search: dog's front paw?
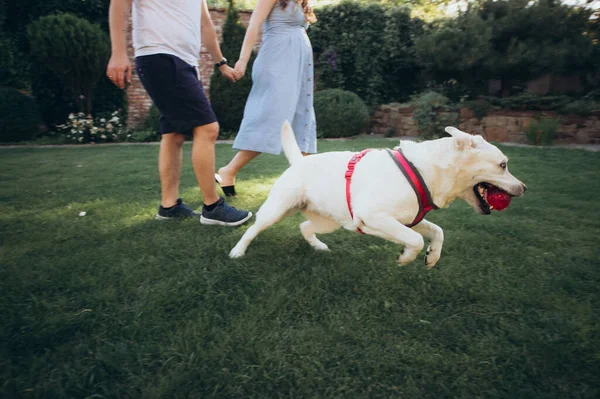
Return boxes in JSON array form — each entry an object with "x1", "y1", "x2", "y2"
[
  {"x1": 397, "y1": 248, "x2": 419, "y2": 265},
  {"x1": 424, "y1": 244, "x2": 441, "y2": 268},
  {"x1": 229, "y1": 246, "x2": 246, "y2": 259}
]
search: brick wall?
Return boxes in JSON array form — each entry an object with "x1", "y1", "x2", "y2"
[{"x1": 126, "y1": 8, "x2": 259, "y2": 128}]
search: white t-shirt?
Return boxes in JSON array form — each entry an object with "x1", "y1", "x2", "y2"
[{"x1": 132, "y1": 0, "x2": 202, "y2": 66}]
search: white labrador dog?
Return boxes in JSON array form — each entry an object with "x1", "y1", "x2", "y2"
[{"x1": 230, "y1": 122, "x2": 527, "y2": 266}]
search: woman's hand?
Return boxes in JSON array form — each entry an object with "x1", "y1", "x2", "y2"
[{"x1": 233, "y1": 60, "x2": 248, "y2": 80}]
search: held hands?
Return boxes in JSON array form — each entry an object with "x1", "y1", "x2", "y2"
[
  {"x1": 106, "y1": 53, "x2": 132, "y2": 89},
  {"x1": 233, "y1": 60, "x2": 248, "y2": 81},
  {"x1": 219, "y1": 64, "x2": 238, "y2": 83},
  {"x1": 220, "y1": 60, "x2": 247, "y2": 82}
]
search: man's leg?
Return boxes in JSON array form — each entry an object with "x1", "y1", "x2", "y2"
[
  {"x1": 191, "y1": 122, "x2": 252, "y2": 226},
  {"x1": 192, "y1": 122, "x2": 220, "y2": 206},
  {"x1": 159, "y1": 133, "x2": 185, "y2": 208}
]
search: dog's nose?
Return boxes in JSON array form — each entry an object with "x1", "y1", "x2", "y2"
[{"x1": 522, "y1": 184, "x2": 528, "y2": 193}]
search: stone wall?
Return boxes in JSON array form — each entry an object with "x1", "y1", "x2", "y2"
[
  {"x1": 126, "y1": 8, "x2": 259, "y2": 128},
  {"x1": 371, "y1": 104, "x2": 600, "y2": 145}
]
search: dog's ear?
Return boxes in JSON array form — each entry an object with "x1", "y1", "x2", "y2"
[{"x1": 445, "y1": 126, "x2": 477, "y2": 150}]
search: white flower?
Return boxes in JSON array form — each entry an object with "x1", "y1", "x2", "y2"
[
  {"x1": 78, "y1": 137, "x2": 83, "y2": 142},
  {"x1": 100, "y1": 118, "x2": 106, "y2": 123},
  {"x1": 109, "y1": 117, "x2": 119, "y2": 123},
  {"x1": 101, "y1": 134, "x2": 107, "y2": 139},
  {"x1": 68, "y1": 114, "x2": 75, "y2": 120},
  {"x1": 79, "y1": 211, "x2": 86, "y2": 217},
  {"x1": 71, "y1": 129, "x2": 76, "y2": 134}
]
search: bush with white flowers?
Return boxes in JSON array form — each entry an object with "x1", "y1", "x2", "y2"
[{"x1": 56, "y1": 111, "x2": 126, "y2": 143}]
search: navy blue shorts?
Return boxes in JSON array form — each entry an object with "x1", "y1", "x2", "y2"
[{"x1": 135, "y1": 54, "x2": 217, "y2": 136}]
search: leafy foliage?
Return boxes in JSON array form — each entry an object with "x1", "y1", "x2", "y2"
[
  {"x1": 481, "y1": 93, "x2": 573, "y2": 111},
  {"x1": 524, "y1": 116, "x2": 560, "y2": 145},
  {"x1": 411, "y1": 91, "x2": 457, "y2": 138},
  {"x1": 209, "y1": 0, "x2": 255, "y2": 135},
  {"x1": 309, "y1": 2, "x2": 423, "y2": 106},
  {"x1": 0, "y1": 38, "x2": 30, "y2": 89},
  {"x1": 314, "y1": 89, "x2": 369, "y2": 138},
  {"x1": 0, "y1": 87, "x2": 42, "y2": 142},
  {"x1": 27, "y1": 13, "x2": 110, "y2": 114},
  {"x1": 416, "y1": 0, "x2": 598, "y2": 96},
  {"x1": 1, "y1": 2, "x2": 124, "y2": 126},
  {"x1": 463, "y1": 98, "x2": 492, "y2": 120}
]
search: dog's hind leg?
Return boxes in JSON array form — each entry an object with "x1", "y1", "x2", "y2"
[
  {"x1": 411, "y1": 219, "x2": 444, "y2": 268},
  {"x1": 359, "y1": 212, "x2": 425, "y2": 265},
  {"x1": 300, "y1": 211, "x2": 340, "y2": 251},
  {"x1": 229, "y1": 191, "x2": 299, "y2": 258}
]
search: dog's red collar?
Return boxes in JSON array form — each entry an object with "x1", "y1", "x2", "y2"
[{"x1": 345, "y1": 148, "x2": 438, "y2": 234}]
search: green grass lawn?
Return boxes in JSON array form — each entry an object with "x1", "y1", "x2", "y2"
[{"x1": 1, "y1": 139, "x2": 599, "y2": 398}]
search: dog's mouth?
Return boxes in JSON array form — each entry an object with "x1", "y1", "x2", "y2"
[{"x1": 473, "y1": 182, "x2": 513, "y2": 214}]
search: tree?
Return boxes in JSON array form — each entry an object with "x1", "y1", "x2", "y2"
[
  {"x1": 27, "y1": 13, "x2": 110, "y2": 114},
  {"x1": 209, "y1": 0, "x2": 256, "y2": 134},
  {"x1": 309, "y1": 2, "x2": 422, "y2": 106},
  {"x1": 415, "y1": 11, "x2": 491, "y2": 88},
  {"x1": 415, "y1": 0, "x2": 597, "y2": 96}
]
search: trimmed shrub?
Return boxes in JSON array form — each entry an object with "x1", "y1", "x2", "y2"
[
  {"x1": 524, "y1": 117, "x2": 560, "y2": 145},
  {"x1": 31, "y1": 65, "x2": 74, "y2": 127},
  {"x1": 209, "y1": 1, "x2": 255, "y2": 135},
  {"x1": 27, "y1": 13, "x2": 110, "y2": 115},
  {"x1": 463, "y1": 98, "x2": 492, "y2": 120},
  {"x1": 411, "y1": 91, "x2": 458, "y2": 139},
  {"x1": 0, "y1": 87, "x2": 42, "y2": 142},
  {"x1": 314, "y1": 89, "x2": 369, "y2": 138}
]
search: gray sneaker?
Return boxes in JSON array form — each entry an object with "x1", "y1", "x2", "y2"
[
  {"x1": 156, "y1": 198, "x2": 200, "y2": 220},
  {"x1": 200, "y1": 197, "x2": 252, "y2": 227}
]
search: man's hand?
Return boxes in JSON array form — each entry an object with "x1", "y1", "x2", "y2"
[
  {"x1": 219, "y1": 65, "x2": 238, "y2": 83},
  {"x1": 233, "y1": 60, "x2": 248, "y2": 80},
  {"x1": 106, "y1": 52, "x2": 132, "y2": 89}
]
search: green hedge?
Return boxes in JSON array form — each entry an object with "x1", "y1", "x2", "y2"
[
  {"x1": 0, "y1": 87, "x2": 42, "y2": 142},
  {"x1": 309, "y1": 2, "x2": 422, "y2": 107},
  {"x1": 314, "y1": 89, "x2": 369, "y2": 138},
  {"x1": 2, "y1": 1, "x2": 123, "y2": 128}
]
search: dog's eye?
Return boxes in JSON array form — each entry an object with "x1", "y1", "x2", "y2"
[{"x1": 500, "y1": 162, "x2": 507, "y2": 170}]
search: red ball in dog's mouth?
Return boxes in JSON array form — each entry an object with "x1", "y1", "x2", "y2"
[
  {"x1": 476, "y1": 183, "x2": 512, "y2": 211},
  {"x1": 486, "y1": 185, "x2": 512, "y2": 211}
]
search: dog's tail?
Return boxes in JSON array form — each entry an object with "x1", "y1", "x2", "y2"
[{"x1": 281, "y1": 120, "x2": 303, "y2": 165}]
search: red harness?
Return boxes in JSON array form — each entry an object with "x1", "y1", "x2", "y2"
[{"x1": 345, "y1": 148, "x2": 438, "y2": 234}]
